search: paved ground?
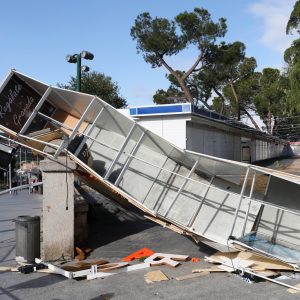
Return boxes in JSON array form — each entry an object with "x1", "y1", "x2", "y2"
[{"x1": 1, "y1": 158, "x2": 300, "y2": 299}]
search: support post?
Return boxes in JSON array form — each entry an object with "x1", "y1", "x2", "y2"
[{"x1": 77, "y1": 55, "x2": 81, "y2": 92}]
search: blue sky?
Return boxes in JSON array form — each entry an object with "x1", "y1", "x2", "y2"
[{"x1": 0, "y1": 0, "x2": 296, "y2": 107}]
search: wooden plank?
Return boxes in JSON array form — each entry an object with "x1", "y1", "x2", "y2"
[
  {"x1": 61, "y1": 258, "x2": 109, "y2": 272},
  {"x1": 0, "y1": 266, "x2": 12, "y2": 272},
  {"x1": 192, "y1": 267, "x2": 227, "y2": 273},
  {"x1": 176, "y1": 271, "x2": 210, "y2": 281}
]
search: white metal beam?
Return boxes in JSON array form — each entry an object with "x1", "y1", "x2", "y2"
[
  {"x1": 114, "y1": 132, "x2": 146, "y2": 186},
  {"x1": 104, "y1": 123, "x2": 136, "y2": 180},
  {"x1": 19, "y1": 87, "x2": 52, "y2": 134},
  {"x1": 53, "y1": 96, "x2": 96, "y2": 158},
  {"x1": 228, "y1": 167, "x2": 250, "y2": 238},
  {"x1": 73, "y1": 107, "x2": 104, "y2": 157},
  {"x1": 163, "y1": 160, "x2": 199, "y2": 217}
]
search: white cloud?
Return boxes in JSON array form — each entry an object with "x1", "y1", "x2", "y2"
[{"x1": 249, "y1": 0, "x2": 295, "y2": 52}]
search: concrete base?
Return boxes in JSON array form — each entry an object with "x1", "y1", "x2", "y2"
[{"x1": 40, "y1": 157, "x2": 77, "y2": 261}]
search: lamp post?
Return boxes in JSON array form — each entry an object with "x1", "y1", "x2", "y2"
[{"x1": 66, "y1": 51, "x2": 94, "y2": 92}]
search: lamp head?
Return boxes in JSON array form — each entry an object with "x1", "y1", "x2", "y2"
[
  {"x1": 66, "y1": 54, "x2": 77, "y2": 63},
  {"x1": 81, "y1": 51, "x2": 94, "y2": 60},
  {"x1": 81, "y1": 65, "x2": 90, "y2": 72}
]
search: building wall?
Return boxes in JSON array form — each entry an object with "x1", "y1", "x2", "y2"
[
  {"x1": 186, "y1": 122, "x2": 241, "y2": 161},
  {"x1": 251, "y1": 139, "x2": 287, "y2": 162},
  {"x1": 125, "y1": 110, "x2": 288, "y2": 163},
  {"x1": 136, "y1": 115, "x2": 188, "y2": 149}
]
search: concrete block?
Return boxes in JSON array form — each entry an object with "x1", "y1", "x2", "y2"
[
  {"x1": 41, "y1": 158, "x2": 76, "y2": 261},
  {"x1": 40, "y1": 156, "x2": 77, "y2": 173}
]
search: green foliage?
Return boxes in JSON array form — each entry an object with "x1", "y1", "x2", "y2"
[
  {"x1": 130, "y1": 12, "x2": 185, "y2": 68},
  {"x1": 131, "y1": 8, "x2": 228, "y2": 105},
  {"x1": 284, "y1": 39, "x2": 300, "y2": 113},
  {"x1": 286, "y1": 0, "x2": 300, "y2": 34},
  {"x1": 175, "y1": 8, "x2": 227, "y2": 48},
  {"x1": 153, "y1": 87, "x2": 184, "y2": 104},
  {"x1": 254, "y1": 68, "x2": 288, "y2": 134},
  {"x1": 59, "y1": 71, "x2": 127, "y2": 109}
]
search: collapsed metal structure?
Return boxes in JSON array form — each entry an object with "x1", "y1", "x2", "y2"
[{"x1": 1, "y1": 70, "x2": 300, "y2": 267}]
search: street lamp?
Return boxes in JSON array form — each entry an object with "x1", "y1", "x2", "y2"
[{"x1": 66, "y1": 50, "x2": 94, "y2": 92}]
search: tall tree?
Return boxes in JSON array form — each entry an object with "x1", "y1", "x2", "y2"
[
  {"x1": 59, "y1": 71, "x2": 127, "y2": 108},
  {"x1": 286, "y1": 0, "x2": 300, "y2": 34},
  {"x1": 254, "y1": 68, "x2": 288, "y2": 135},
  {"x1": 195, "y1": 41, "x2": 248, "y2": 117},
  {"x1": 130, "y1": 8, "x2": 227, "y2": 107},
  {"x1": 208, "y1": 53, "x2": 261, "y2": 129},
  {"x1": 284, "y1": 39, "x2": 300, "y2": 111}
]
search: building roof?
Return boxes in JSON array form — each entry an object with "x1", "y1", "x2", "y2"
[{"x1": 129, "y1": 103, "x2": 287, "y2": 144}]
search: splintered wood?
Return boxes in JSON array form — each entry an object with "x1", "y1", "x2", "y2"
[{"x1": 206, "y1": 251, "x2": 298, "y2": 272}]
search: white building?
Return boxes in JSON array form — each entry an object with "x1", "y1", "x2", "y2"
[{"x1": 120, "y1": 103, "x2": 289, "y2": 163}]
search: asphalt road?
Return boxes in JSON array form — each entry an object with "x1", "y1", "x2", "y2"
[{"x1": 1, "y1": 186, "x2": 300, "y2": 300}]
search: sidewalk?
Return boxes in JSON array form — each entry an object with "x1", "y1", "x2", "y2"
[{"x1": 0, "y1": 190, "x2": 42, "y2": 267}]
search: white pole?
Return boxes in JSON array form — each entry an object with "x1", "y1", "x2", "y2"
[
  {"x1": 28, "y1": 173, "x2": 31, "y2": 194},
  {"x1": 8, "y1": 136, "x2": 11, "y2": 194},
  {"x1": 19, "y1": 147, "x2": 22, "y2": 186}
]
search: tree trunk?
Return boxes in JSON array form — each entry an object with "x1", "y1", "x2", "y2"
[
  {"x1": 244, "y1": 109, "x2": 261, "y2": 131},
  {"x1": 230, "y1": 82, "x2": 240, "y2": 121},
  {"x1": 177, "y1": 77, "x2": 210, "y2": 109},
  {"x1": 213, "y1": 88, "x2": 226, "y2": 115},
  {"x1": 159, "y1": 57, "x2": 211, "y2": 109},
  {"x1": 268, "y1": 110, "x2": 272, "y2": 135}
]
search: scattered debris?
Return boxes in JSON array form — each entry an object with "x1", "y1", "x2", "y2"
[
  {"x1": 144, "y1": 253, "x2": 189, "y2": 268},
  {"x1": 206, "y1": 251, "x2": 299, "y2": 272},
  {"x1": 87, "y1": 262, "x2": 150, "y2": 281},
  {"x1": 191, "y1": 257, "x2": 201, "y2": 263},
  {"x1": 205, "y1": 251, "x2": 300, "y2": 292},
  {"x1": 144, "y1": 270, "x2": 169, "y2": 283},
  {"x1": 122, "y1": 248, "x2": 155, "y2": 262},
  {"x1": 74, "y1": 247, "x2": 93, "y2": 261},
  {"x1": 18, "y1": 263, "x2": 47, "y2": 274}
]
